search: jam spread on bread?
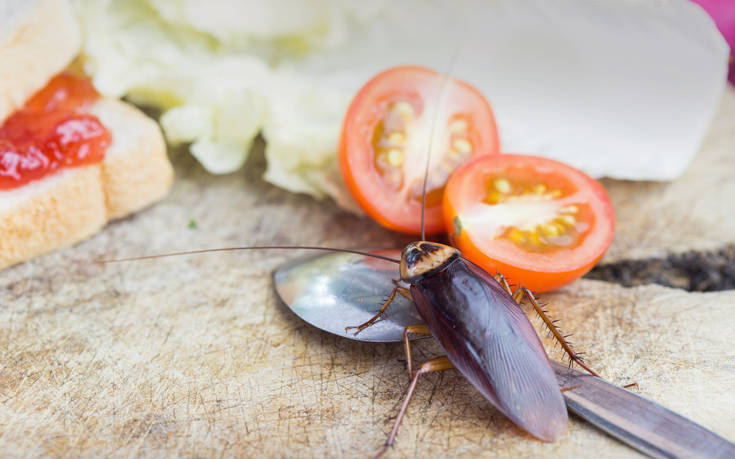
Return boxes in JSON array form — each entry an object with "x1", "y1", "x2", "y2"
[{"x1": 0, "y1": 73, "x2": 110, "y2": 189}]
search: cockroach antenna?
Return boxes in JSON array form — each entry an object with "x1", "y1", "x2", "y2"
[
  {"x1": 98, "y1": 246, "x2": 401, "y2": 264},
  {"x1": 420, "y1": 48, "x2": 461, "y2": 242}
]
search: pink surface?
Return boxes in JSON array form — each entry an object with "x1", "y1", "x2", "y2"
[{"x1": 692, "y1": 0, "x2": 735, "y2": 84}]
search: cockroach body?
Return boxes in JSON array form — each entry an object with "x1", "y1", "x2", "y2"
[
  {"x1": 400, "y1": 241, "x2": 567, "y2": 441},
  {"x1": 345, "y1": 240, "x2": 583, "y2": 457}
]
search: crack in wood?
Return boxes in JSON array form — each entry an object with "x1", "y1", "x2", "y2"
[{"x1": 586, "y1": 244, "x2": 735, "y2": 292}]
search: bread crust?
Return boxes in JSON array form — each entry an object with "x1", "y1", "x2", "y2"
[
  {"x1": 0, "y1": 167, "x2": 106, "y2": 269},
  {"x1": 0, "y1": 0, "x2": 81, "y2": 123},
  {"x1": 0, "y1": 99, "x2": 174, "y2": 270},
  {"x1": 92, "y1": 99, "x2": 174, "y2": 220}
]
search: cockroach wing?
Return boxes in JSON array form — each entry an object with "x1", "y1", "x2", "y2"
[{"x1": 410, "y1": 258, "x2": 567, "y2": 441}]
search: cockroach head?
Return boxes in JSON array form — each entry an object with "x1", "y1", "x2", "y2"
[{"x1": 400, "y1": 241, "x2": 460, "y2": 283}]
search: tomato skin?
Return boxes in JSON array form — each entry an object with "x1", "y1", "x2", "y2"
[
  {"x1": 339, "y1": 66, "x2": 500, "y2": 235},
  {"x1": 443, "y1": 154, "x2": 615, "y2": 292}
]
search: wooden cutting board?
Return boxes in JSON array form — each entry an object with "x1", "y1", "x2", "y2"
[{"x1": 1, "y1": 89, "x2": 734, "y2": 458}]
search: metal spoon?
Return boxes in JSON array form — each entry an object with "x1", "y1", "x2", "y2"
[{"x1": 272, "y1": 249, "x2": 419, "y2": 342}]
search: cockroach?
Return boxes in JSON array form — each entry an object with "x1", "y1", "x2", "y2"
[
  {"x1": 108, "y1": 232, "x2": 598, "y2": 458},
  {"x1": 361, "y1": 242, "x2": 598, "y2": 457},
  {"x1": 108, "y1": 205, "x2": 598, "y2": 457},
  {"x1": 104, "y1": 71, "x2": 600, "y2": 458}
]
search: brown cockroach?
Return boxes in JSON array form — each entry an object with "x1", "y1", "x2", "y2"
[{"x1": 108, "y1": 229, "x2": 597, "y2": 458}]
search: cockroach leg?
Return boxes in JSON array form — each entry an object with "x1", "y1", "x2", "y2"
[
  {"x1": 493, "y1": 273, "x2": 513, "y2": 295},
  {"x1": 402, "y1": 324, "x2": 430, "y2": 379},
  {"x1": 623, "y1": 382, "x2": 639, "y2": 390},
  {"x1": 397, "y1": 287, "x2": 413, "y2": 301},
  {"x1": 513, "y1": 286, "x2": 601, "y2": 378},
  {"x1": 511, "y1": 288, "x2": 525, "y2": 304},
  {"x1": 560, "y1": 383, "x2": 583, "y2": 392},
  {"x1": 375, "y1": 356, "x2": 454, "y2": 459},
  {"x1": 391, "y1": 279, "x2": 414, "y2": 301},
  {"x1": 345, "y1": 287, "x2": 399, "y2": 335}
]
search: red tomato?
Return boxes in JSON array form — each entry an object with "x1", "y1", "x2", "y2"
[
  {"x1": 339, "y1": 66, "x2": 500, "y2": 235},
  {"x1": 444, "y1": 154, "x2": 615, "y2": 292}
]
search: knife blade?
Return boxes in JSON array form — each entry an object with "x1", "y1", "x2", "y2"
[{"x1": 552, "y1": 361, "x2": 735, "y2": 458}]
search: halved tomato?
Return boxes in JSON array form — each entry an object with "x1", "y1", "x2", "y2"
[
  {"x1": 444, "y1": 154, "x2": 614, "y2": 292},
  {"x1": 339, "y1": 66, "x2": 500, "y2": 235}
]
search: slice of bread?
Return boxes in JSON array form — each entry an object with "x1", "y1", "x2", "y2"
[
  {"x1": 0, "y1": 0, "x2": 81, "y2": 124},
  {"x1": 0, "y1": 98, "x2": 174, "y2": 270},
  {"x1": 0, "y1": 0, "x2": 173, "y2": 270}
]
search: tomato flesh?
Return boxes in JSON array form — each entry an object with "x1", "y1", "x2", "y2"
[
  {"x1": 340, "y1": 66, "x2": 500, "y2": 235},
  {"x1": 0, "y1": 72, "x2": 109, "y2": 190},
  {"x1": 444, "y1": 154, "x2": 614, "y2": 292}
]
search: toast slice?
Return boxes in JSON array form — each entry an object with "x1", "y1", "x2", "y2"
[
  {"x1": 0, "y1": 0, "x2": 173, "y2": 270},
  {"x1": 0, "y1": 98, "x2": 174, "y2": 270}
]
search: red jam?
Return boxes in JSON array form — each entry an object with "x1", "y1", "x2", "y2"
[{"x1": 0, "y1": 73, "x2": 111, "y2": 190}]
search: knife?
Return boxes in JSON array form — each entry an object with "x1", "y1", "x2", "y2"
[{"x1": 552, "y1": 361, "x2": 735, "y2": 458}]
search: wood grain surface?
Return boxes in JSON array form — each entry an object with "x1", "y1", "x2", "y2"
[{"x1": 1, "y1": 89, "x2": 734, "y2": 458}]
